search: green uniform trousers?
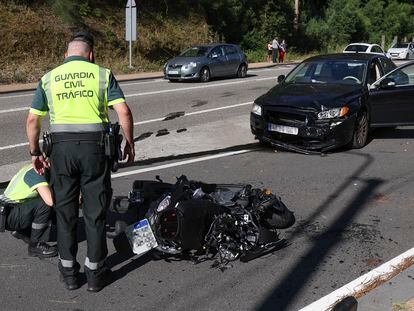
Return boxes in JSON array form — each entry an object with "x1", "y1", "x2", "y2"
[
  {"x1": 6, "y1": 198, "x2": 51, "y2": 242},
  {"x1": 50, "y1": 136, "x2": 111, "y2": 278}
]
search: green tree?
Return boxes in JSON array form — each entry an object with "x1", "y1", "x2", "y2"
[
  {"x1": 325, "y1": 0, "x2": 367, "y2": 49},
  {"x1": 382, "y1": 0, "x2": 414, "y2": 44},
  {"x1": 363, "y1": 0, "x2": 385, "y2": 44}
]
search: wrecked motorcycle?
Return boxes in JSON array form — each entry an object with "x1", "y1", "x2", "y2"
[{"x1": 109, "y1": 175, "x2": 295, "y2": 266}]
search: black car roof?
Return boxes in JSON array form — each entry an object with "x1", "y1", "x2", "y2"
[{"x1": 305, "y1": 53, "x2": 384, "y2": 62}]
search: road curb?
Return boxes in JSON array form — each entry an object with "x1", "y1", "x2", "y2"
[
  {"x1": 0, "y1": 61, "x2": 299, "y2": 95},
  {"x1": 299, "y1": 247, "x2": 414, "y2": 311}
]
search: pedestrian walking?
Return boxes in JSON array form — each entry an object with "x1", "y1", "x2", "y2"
[
  {"x1": 267, "y1": 41, "x2": 273, "y2": 62},
  {"x1": 0, "y1": 163, "x2": 57, "y2": 258},
  {"x1": 26, "y1": 31, "x2": 135, "y2": 292},
  {"x1": 272, "y1": 37, "x2": 279, "y2": 63},
  {"x1": 279, "y1": 39, "x2": 287, "y2": 63}
]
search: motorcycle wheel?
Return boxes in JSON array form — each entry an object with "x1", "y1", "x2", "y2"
[{"x1": 265, "y1": 204, "x2": 295, "y2": 229}]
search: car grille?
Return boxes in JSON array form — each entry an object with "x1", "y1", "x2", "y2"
[
  {"x1": 168, "y1": 64, "x2": 182, "y2": 70},
  {"x1": 267, "y1": 110, "x2": 308, "y2": 126}
]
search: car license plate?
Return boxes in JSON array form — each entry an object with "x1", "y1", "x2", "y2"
[
  {"x1": 168, "y1": 70, "x2": 179, "y2": 74},
  {"x1": 125, "y1": 219, "x2": 158, "y2": 256},
  {"x1": 391, "y1": 53, "x2": 399, "y2": 57},
  {"x1": 268, "y1": 123, "x2": 298, "y2": 135}
]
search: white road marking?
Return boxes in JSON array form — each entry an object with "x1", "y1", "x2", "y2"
[
  {"x1": 0, "y1": 67, "x2": 290, "y2": 101},
  {"x1": 248, "y1": 66, "x2": 294, "y2": 73},
  {"x1": 0, "y1": 102, "x2": 252, "y2": 150},
  {"x1": 299, "y1": 247, "x2": 414, "y2": 311},
  {"x1": 0, "y1": 141, "x2": 30, "y2": 151},
  {"x1": 120, "y1": 78, "x2": 165, "y2": 86},
  {"x1": 125, "y1": 77, "x2": 276, "y2": 98},
  {"x1": 0, "y1": 93, "x2": 34, "y2": 100},
  {"x1": 0, "y1": 107, "x2": 29, "y2": 114},
  {"x1": 112, "y1": 149, "x2": 252, "y2": 179},
  {"x1": 134, "y1": 101, "x2": 253, "y2": 125},
  {"x1": 0, "y1": 75, "x2": 277, "y2": 114}
]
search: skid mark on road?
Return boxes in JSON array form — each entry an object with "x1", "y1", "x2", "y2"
[{"x1": 191, "y1": 100, "x2": 208, "y2": 107}]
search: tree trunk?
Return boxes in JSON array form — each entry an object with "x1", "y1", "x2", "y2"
[{"x1": 294, "y1": 0, "x2": 300, "y2": 31}]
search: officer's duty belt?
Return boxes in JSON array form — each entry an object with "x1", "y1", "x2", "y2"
[{"x1": 51, "y1": 132, "x2": 104, "y2": 143}]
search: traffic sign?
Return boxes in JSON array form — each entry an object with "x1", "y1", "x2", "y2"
[
  {"x1": 125, "y1": 0, "x2": 137, "y2": 41},
  {"x1": 125, "y1": 0, "x2": 137, "y2": 68}
]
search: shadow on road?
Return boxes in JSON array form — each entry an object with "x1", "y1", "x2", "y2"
[
  {"x1": 256, "y1": 152, "x2": 382, "y2": 310},
  {"x1": 371, "y1": 127, "x2": 414, "y2": 140}
]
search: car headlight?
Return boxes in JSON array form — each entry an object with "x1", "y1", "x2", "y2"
[
  {"x1": 183, "y1": 62, "x2": 197, "y2": 69},
  {"x1": 317, "y1": 107, "x2": 349, "y2": 119},
  {"x1": 251, "y1": 103, "x2": 262, "y2": 116}
]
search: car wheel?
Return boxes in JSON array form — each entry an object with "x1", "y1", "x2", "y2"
[
  {"x1": 237, "y1": 64, "x2": 247, "y2": 78},
  {"x1": 199, "y1": 67, "x2": 210, "y2": 82},
  {"x1": 350, "y1": 110, "x2": 369, "y2": 149}
]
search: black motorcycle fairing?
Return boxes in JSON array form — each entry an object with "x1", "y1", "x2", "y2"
[{"x1": 110, "y1": 175, "x2": 295, "y2": 266}]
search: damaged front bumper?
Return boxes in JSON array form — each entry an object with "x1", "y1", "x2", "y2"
[{"x1": 250, "y1": 112, "x2": 356, "y2": 154}]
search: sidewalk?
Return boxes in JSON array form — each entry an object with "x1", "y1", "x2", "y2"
[
  {"x1": 0, "y1": 61, "x2": 288, "y2": 94},
  {"x1": 357, "y1": 265, "x2": 414, "y2": 311}
]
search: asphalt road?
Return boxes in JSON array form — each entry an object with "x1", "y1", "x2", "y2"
[{"x1": 1, "y1": 65, "x2": 414, "y2": 311}]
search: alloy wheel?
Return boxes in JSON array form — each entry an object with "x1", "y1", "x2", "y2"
[
  {"x1": 200, "y1": 67, "x2": 210, "y2": 82},
  {"x1": 354, "y1": 111, "x2": 369, "y2": 148},
  {"x1": 237, "y1": 64, "x2": 247, "y2": 78}
]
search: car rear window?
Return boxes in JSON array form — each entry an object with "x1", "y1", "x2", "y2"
[{"x1": 345, "y1": 45, "x2": 368, "y2": 52}]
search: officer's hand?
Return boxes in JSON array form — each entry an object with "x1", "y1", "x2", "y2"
[
  {"x1": 123, "y1": 142, "x2": 135, "y2": 163},
  {"x1": 32, "y1": 155, "x2": 49, "y2": 175}
]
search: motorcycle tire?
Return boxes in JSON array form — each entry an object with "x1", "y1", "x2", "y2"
[{"x1": 265, "y1": 208, "x2": 295, "y2": 229}]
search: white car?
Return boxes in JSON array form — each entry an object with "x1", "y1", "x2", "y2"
[
  {"x1": 343, "y1": 43, "x2": 386, "y2": 56},
  {"x1": 386, "y1": 42, "x2": 414, "y2": 60}
]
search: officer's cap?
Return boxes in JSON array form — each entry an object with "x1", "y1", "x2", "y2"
[{"x1": 71, "y1": 31, "x2": 94, "y2": 49}]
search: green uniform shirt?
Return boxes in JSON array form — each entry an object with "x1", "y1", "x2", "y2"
[
  {"x1": 2, "y1": 164, "x2": 48, "y2": 203},
  {"x1": 30, "y1": 56, "x2": 125, "y2": 132}
]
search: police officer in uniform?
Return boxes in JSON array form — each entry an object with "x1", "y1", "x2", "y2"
[
  {"x1": 26, "y1": 32, "x2": 135, "y2": 292},
  {"x1": 0, "y1": 163, "x2": 57, "y2": 258}
]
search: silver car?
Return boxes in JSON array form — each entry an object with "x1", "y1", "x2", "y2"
[{"x1": 164, "y1": 43, "x2": 248, "y2": 82}]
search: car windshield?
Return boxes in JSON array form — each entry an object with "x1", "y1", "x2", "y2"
[
  {"x1": 285, "y1": 60, "x2": 367, "y2": 85},
  {"x1": 391, "y1": 43, "x2": 409, "y2": 49},
  {"x1": 180, "y1": 46, "x2": 209, "y2": 57},
  {"x1": 345, "y1": 45, "x2": 368, "y2": 52}
]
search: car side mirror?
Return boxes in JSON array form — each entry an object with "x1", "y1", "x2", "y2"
[
  {"x1": 379, "y1": 77, "x2": 396, "y2": 89},
  {"x1": 211, "y1": 53, "x2": 218, "y2": 59},
  {"x1": 277, "y1": 75, "x2": 285, "y2": 84}
]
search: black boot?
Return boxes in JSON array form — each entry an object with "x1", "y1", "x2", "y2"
[
  {"x1": 85, "y1": 266, "x2": 112, "y2": 293},
  {"x1": 11, "y1": 231, "x2": 31, "y2": 244},
  {"x1": 28, "y1": 242, "x2": 58, "y2": 258},
  {"x1": 59, "y1": 262, "x2": 81, "y2": 291},
  {"x1": 59, "y1": 274, "x2": 80, "y2": 291}
]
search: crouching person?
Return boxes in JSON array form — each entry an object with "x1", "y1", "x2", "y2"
[{"x1": 0, "y1": 163, "x2": 57, "y2": 258}]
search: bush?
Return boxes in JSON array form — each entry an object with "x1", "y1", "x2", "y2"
[{"x1": 245, "y1": 49, "x2": 267, "y2": 63}]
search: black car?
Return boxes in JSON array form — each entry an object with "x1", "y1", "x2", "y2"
[{"x1": 250, "y1": 53, "x2": 414, "y2": 154}]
